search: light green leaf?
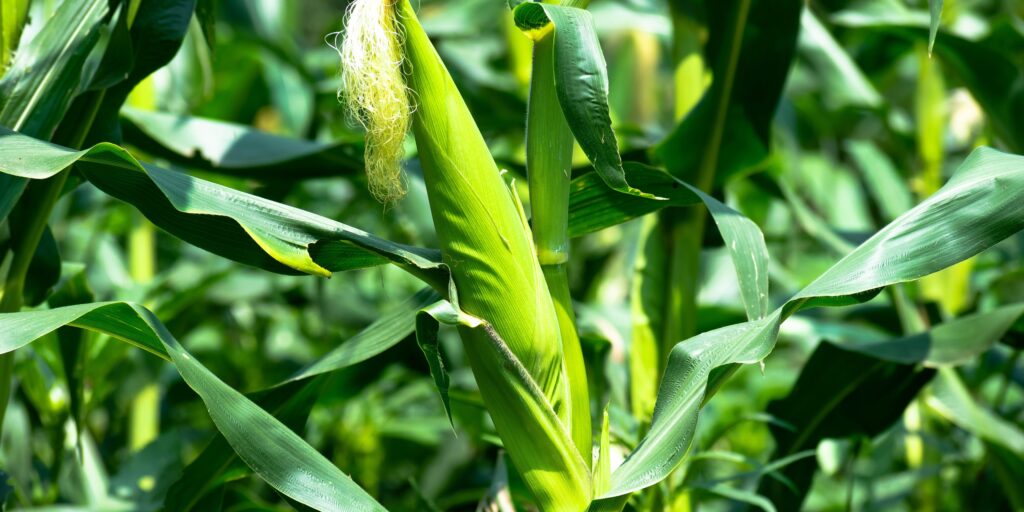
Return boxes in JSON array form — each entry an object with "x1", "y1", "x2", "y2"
[
  {"x1": 928, "y1": 0, "x2": 943, "y2": 54},
  {"x1": 599, "y1": 147, "x2": 1024, "y2": 498},
  {"x1": 168, "y1": 289, "x2": 438, "y2": 510},
  {"x1": 841, "y1": 304, "x2": 1024, "y2": 367},
  {"x1": 798, "y1": 10, "x2": 882, "y2": 110},
  {"x1": 0, "y1": 0, "x2": 30, "y2": 69}
]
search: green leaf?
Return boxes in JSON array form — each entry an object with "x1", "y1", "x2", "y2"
[
  {"x1": 798, "y1": 10, "x2": 882, "y2": 110},
  {"x1": 598, "y1": 147, "x2": 1024, "y2": 498},
  {"x1": 0, "y1": 0, "x2": 30, "y2": 69},
  {"x1": 120, "y1": 108, "x2": 363, "y2": 179},
  {"x1": 79, "y1": 0, "x2": 199, "y2": 145},
  {"x1": 566, "y1": 163, "x2": 700, "y2": 238},
  {"x1": 0, "y1": 302, "x2": 387, "y2": 511},
  {"x1": 0, "y1": 0, "x2": 108, "y2": 136},
  {"x1": 840, "y1": 304, "x2": 1024, "y2": 367},
  {"x1": 415, "y1": 300, "x2": 459, "y2": 427},
  {"x1": 926, "y1": 368, "x2": 1024, "y2": 458},
  {"x1": 833, "y1": 5, "x2": 1024, "y2": 152},
  {"x1": 758, "y1": 342, "x2": 934, "y2": 509},
  {"x1": 571, "y1": 161, "x2": 769, "y2": 320},
  {"x1": 928, "y1": 0, "x2": 943, "y2": 54},
  {"x1": 512, "y1": 3, "x2": 649, "y2": 197},
  {"x1": 0, "y1": 0, "x2": 109, "y2": 219},
  {"x1": 166, "y1": 289, "x2": 438, "y2": 511},
  {"x1": 0, "y1": 128, "x2": 448, "y2": 288},
  {"x1": 656, "y1": 0, "x2": 802, "y2": 185},
  {"x1": 845, "y1": 140, "x2": 914, "y2": 223},
  {"x1": 699, "y1": 484, "x2": 777, "y2": 512}
]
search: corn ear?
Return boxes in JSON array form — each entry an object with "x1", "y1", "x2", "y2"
[{"x1": 341, "y1": 0, "x2": 592, "y2": 508}]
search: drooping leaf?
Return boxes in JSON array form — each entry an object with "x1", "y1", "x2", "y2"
[
  {"x1": 414, "y1": 300, "x2": 459, "y2": 427},
  {"x1": 567, "y1": 163, "x2": 700, "y2": 237},
  {"x1": 0, "y1": 128, "x2": 449, "y2": 288},
  {"x1": 598, "y1": 147, "x2": 1024, "y2": 498}
]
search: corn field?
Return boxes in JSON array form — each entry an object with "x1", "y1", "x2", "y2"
[{"x1": 1, "y1": 0, "x2": 1023, "y2": 510}]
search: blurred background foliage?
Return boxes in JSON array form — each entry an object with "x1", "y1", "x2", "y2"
[{"x1": 1, "y1": 0, "x2": 1023, "y2": 510}]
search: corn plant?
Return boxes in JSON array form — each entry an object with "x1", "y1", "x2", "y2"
[{"x1": 0, "y1": 0, "x2": 1023, "y2": 510}]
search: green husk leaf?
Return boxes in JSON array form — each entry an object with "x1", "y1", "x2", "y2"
[{"x1": 396, "y1": 1, "x2": 589, "y2": 506}]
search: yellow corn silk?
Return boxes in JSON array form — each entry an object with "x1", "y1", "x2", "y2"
[{"x1": 340, "y1": 0, "x2": 592, "y2": 509}]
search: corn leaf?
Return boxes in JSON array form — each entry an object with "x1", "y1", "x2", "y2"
[
  {"x1": 928, "y1": 0, "x2": 943, "y2": 54},
  {"x1": 798, "y1": 10, "x2": 882, "y2": 111},
  {"x1": 166, "y1": 289, "x2": 438, "y2": 510},
  {"x1": 398, "y1": 2, "x2": 589, "y2": 507},
  {"x1": 833, "y1": 4, "x2": 1024, "y2": 152},
  {"x1": 0, "y1": 303, "x2": 386, "y2": 511},
  {"x1": 846, "y1": 140, "x2": 914, "y2": 223},
  {"x1": 927, "y1": 368, "x2": 1024, "y2": 458},
  {"x1": 415, "y1": 300, "x2": 460, "y2": 426},
  {"x1": 656, "y1": 0, "x2": 802, "y2": 185},
  {"x1": 0, "y1": 128, "x2": 448, "y2": 288},
  {"x1": 120, "y1": 107, "x2": 363, "y2": 179},
  {"x1": 599, "y1": 147, "x2": 1024, "y2": 498},
  {"x1": 567, "y1": 163, "x2": 700, "y2": 238},
  {"x1": 448, "y1": 303, "x2": 592, "y2": 511},
  {"x1": 0, "y1": 0, "x2": 110, "y2": 220},
  {"x1": 757, "y1": 302, "x2": 1024, "y2": 511},
  {"x1": 512, "y1": 3, "x2": 648, "y2": 197},
  {"x1": 840, "y1": 304, "x2": 1024, "y2": 367}
]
